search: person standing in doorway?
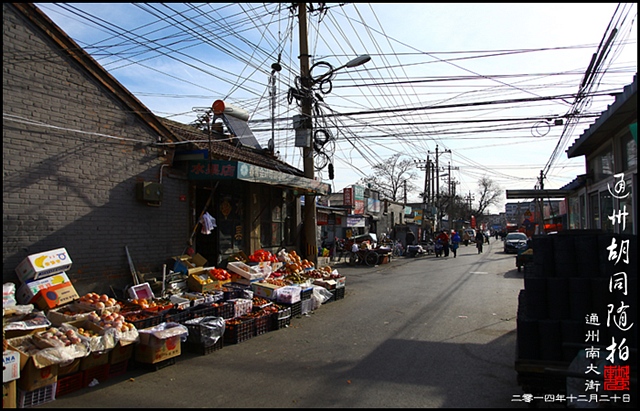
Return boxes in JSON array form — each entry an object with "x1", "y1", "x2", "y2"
[{"x1": 450, "y1": 230, "x2": 461, "y2": 258}]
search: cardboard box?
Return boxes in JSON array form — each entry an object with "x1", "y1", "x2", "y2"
[
  {"x1": 15, "y1": 248, "x2": 72, "y2": 283},
  {"x1": 135, "y1": 323, "x2": 187, "y2": 364},
  {"x1": 313, "y1": 279, "x2": 337, "y2": 290},
  {"x1": 16, "y1": 273, "x2": 72, "y2": 305},
  {"x1": 6, "y1": 336, "x2": 59, "y2": 392},
  {"x1": 3, "y1": 380, "x2": 17, "y2": 409},
  {"x1": 80, "y1": 351, "x2": 110, "y2": 371},
  {"x1": 57, "y1": 358, "x2": 81, "y2": 377},
  {"x1": 31, "y1": 282, "x2": 79, "y2": 310},
  {"x1": 109, "y1": 341, "x2": 134, "y2": 365},
  {"x1": 46, "y1": 304, "x2": 95, "y2": 327},
  {"x1": 3, "y1": 351, "x2": 20, "y2": 383},
  {"x1": 135, "y1": 336, "x2": 181, "y2": 364},
  {"x1": 2, "y1": 327, "x2": 48, "y2": 341},
  {"x1": 187, "y1": 272, "x2": 228, "y2": 293},
  {"x1": 251, "y1": 282, "x2": 282, "y2": 300},
  {"x1": 172, "y1": 253, "x2": 207, "y2": 275},
  {"x1": 68, "y1": 320, "x2": 117, "y2": 354}
]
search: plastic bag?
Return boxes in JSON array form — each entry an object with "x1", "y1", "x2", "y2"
[
  {"x1": 184, "y1": 316, "x2": 225, "y2": 345},
  {"x1": 3, "y1": 282, "x2": 17, "y2": 308},
  {"x1": 138, "y1": 322, "x2": 189, "y2": 342},
  {"x1": 275, "y1": 286, "x2": 301, "y2": 304},
  {"x1": 312, "y1": 286, "x2": 333, "y2": 305}
]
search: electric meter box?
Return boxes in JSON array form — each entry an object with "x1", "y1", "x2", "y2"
[{"x1": 136, "y1": 181, "x2": 163, "y2": 202}]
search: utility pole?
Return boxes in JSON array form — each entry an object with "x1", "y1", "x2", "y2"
[
  {"x1": 298, "y1": 3, "x2": 317, "y2": 264},
  {"x1": 414, "y1": 156, "x2": 432, "y2": 239},
  {"x1": 403, "y1": 179, "x2": 407, "y2": 205},
  {"x1": 428, "y1": 145, "x2": 451, "y2": 231},
  {"x1": 537, "y1": 170, "x2": 544, "y2": 235}
]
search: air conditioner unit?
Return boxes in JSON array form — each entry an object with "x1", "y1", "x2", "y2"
[{"x1": 136, "y1": 181, "x2": 163, "y2": 203}]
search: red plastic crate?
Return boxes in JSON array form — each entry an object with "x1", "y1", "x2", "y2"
[
  {"x1": 107, "y1": 360, "x2": 129, "y2": 379},
  {"x1": 82, "y1": 363, "x2": 110, "y2": 387},
  {"x1": 56, "y1": 372, "x2": 84, "y2": 397}
]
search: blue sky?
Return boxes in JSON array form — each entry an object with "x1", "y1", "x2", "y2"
[{"x1": 36, "y1": 3, "x2": 637, "y2": 213}]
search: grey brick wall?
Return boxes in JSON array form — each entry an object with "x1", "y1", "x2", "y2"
[{"x1": 3, "y1": 4, "x2": 190, "y2": 296}]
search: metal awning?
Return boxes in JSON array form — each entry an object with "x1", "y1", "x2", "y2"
[
  {"x1": 187, "y1": 160, "x2": 330, "y2": 195},
  {"x1": 506, "y1": 189, "x2": 572, "y2": 199}
]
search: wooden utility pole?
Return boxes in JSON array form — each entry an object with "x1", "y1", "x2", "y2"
[{"x1": 298, "y1": 3, "x2": 317, "y2": 264}]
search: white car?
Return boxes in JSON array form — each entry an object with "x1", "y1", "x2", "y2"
[{"x1": 503, "y1": 232, "x2": 528, "y2": 254}]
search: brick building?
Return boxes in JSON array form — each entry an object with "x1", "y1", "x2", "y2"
[{"x1": 3, "y1": 3, "x2": 328, "y2": 296}]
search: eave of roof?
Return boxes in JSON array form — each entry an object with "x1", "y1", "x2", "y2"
[
  {"x1": 159, "y1": 117, "x2": 304, "y2": 176},
  {"x1": 566, "y1": 74, "x2": 637, "y2": 158}
]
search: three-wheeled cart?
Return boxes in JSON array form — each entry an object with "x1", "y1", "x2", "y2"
[{"x1": 349, "y1": 248, "x2": 390, "y2": 267}]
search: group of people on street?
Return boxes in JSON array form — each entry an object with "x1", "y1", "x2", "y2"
[{"x1": 434, "y1": 228, "x2": 487, "y2": 257}]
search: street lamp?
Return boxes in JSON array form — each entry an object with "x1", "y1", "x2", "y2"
[{"x1": 310, "y1": 55, "x2": 371, "y2": 86}]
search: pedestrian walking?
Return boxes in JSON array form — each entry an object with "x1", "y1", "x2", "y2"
[
  {"x1": 450, "y1": 230, "x2": 461, "y2": 258},
  {"x1": 436, "y1": 230, "x2": 450, "y2": 257},
  {"x1": 475, "y1": 230, "x2": 484, "y2": 254}
]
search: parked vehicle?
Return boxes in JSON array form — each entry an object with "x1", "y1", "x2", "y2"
[
  {"x1": 503, "y1": 232, "x2": 528, "y2": 254},
  {"x1": 462, "y1": 228, "x2": 475, "y2": 246}
]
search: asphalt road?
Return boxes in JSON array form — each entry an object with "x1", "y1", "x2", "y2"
[{"x1": 35, "y1": 240, "x2": 529, "y2": 408}]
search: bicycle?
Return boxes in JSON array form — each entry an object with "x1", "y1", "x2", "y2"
[{"x1": 392, "y1": 241, "x2": 404, "y2": 258}]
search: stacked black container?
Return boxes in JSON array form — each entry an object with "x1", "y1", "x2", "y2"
[{"x1": 516, "y1": 230, "x2": 637, "y2": 394}]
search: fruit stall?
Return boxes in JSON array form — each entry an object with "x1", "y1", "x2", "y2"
[{"x1": 3, "y1": 247, "x2": 346, "y2": 408}]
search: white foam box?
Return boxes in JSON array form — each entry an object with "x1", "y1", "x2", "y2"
[
  {"x1": 227, "y1": 262, "x2": 265, "y2": 280},
  {"x1": 128, "y1": 282, "x2": 155, "y2": 300},
  {"x1": 15, "y1": 248, "x2": 72, "y2": 283},
  {"x1": 15, "y1": 273, "x2": 72, "y2": 305}
]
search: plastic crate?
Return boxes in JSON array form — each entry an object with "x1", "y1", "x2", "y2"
[
  {"x1": 163, "y1": 307, "x2": 192, "y2": 323},
  {"x1": 222, "y1": 282, "x2": 251, "y2": 300},
  {"x1": 184, "y1": 317, "x2": 225, "y2": 346},
  {"x1": 323, "y1": 289, "x2": 336, "y2": 304},
  {"x1": 124, "y1": 311, "x2": 162, "y2": 329},
  {"x1": 133, "y1": 357, "x2": 176, "y2": 372},
  {"x1": 300, "y1": 287, "x2": 313, "y2": 301},
  {"x1": 55, "y1": 372, "x2": 83, "y2": 397},
  {"x1": 209, "y1": 301, "x2": 234, "y2": 319},
  {"x1": 335, "y1": 286, "x2": 345, "y2": 300},
  {"x1": 107, "y1": 360, "x2": 129, "y2": 379},
  {"x1": 18, "y1": 383, "x2": 57, "y2": 408},
  {"x1": 253, "y1": 313, "x2": 272, "y2": 336},
  {"x1": 224, "y1": 317, "x2": 254, "y2": 344},
  {"x1": 280, "y1": 300, "x2": 302, "y2": 317},
  {"x1": 184, "y1": 338, "x2": 224, "y2": 355},
  {"x1": 189, "y1": 303, "x2": 219, "y2": 320},
  {"x1": 82, "y1": 363, "x2": 110, "y2": 387},
  {"x1": 271, "y1": 306, "x2": 291, "y2": 330}
]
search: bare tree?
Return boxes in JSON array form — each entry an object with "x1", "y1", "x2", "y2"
[
  {"x1": 475, "y1": 176, "x2": 502, "y2": 215},
  {"x1": 359, "y1": 154, "x2": 418, "y2": 202}
]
